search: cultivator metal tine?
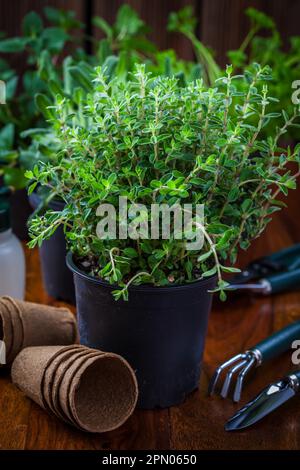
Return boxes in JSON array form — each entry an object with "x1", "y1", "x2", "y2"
[
  {"x1": 233, "y1": 356, "x2": 256, "y2": 403},
  {"x1": 209, "y1": 351, "x2": 258, "y2": 401},
  {"x1": 208, "y1": 353, "x2": 247, "y2": 396},
  {"x1": 220, "y1": 359, "x2": 249, "y2": 399}
]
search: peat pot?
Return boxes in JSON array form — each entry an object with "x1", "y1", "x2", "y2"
[
  {"x1": 67, "y1": 252, "x2": 216, "y2": 409},
  {"x1": 29, "y1": 193, "x2": 75, "y2": 304}
]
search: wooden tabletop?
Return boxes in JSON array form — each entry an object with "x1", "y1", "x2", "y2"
[{"x1": 1, "y1": 201, "x2": 300, "y2": 450}]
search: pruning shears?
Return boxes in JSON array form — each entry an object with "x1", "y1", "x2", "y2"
[{"x1": 228, "y1": 243, "x2": 300, "y2": 295}]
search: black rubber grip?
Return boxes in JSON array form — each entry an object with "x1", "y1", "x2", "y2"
[
  {"x1": 268, "y1": 269, "x2": 300, "y2": 294},
  {"x1": 253, "y1": 321, "x2": 300, "y2": 362}
]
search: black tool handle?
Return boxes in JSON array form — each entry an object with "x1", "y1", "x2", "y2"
[
  {"x1": 267, "y1": 269, "x2": 300, "y2": 294},
  {"x1": 269, "y1": 243, "x2": 300, "y2": 265},
  {"x1": 253, "y1": 321, "x2": 300, "y2": 362}
]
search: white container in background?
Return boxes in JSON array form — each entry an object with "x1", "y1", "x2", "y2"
[{"x1": 0, "y1": 201, "x2": 25, "y2": 299}]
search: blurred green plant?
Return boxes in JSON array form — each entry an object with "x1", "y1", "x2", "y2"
[
  {"x1": 228, "y1": 7, "x2": 300, "y2": 141},
  {"x1": 93, "y1": 4, "x2": 207, "y2": 84},
  {"x1": 93, "y1": 3, "x2": 156, "y2": 77},
  {"x1": 0, "y1": 7, "x2": 88, "y2": 188},
  {"x1": 171, "y1": 6, "x2": 300, "y2": 142},
  {"x1": 167, "y1": 6, "x2": 221, "y2": 85}
]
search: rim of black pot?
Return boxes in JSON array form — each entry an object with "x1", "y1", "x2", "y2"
[{"x1": 66, "y1": 251, "x2": 217, "y2": 293}]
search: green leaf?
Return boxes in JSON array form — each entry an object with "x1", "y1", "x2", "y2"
[
  {"x1": 68, "y1": 66, "x2": 93, "y2": 92},
  {"x1": 246, "y1": 8, "x2": 275, "y2": 30},
  {"x1": 0, "y1": 150, "x2": 18, "y2": 163},
  {"x1": 97, "y1": 39, "x2": 113, "y2": 64},
  {"x1": 168, "y1": 6, "x2": 197, "y2": 35},
  {"x1": 5, "y1": 76, "x2": 18, "y2": 99},
  {"x1": 154, "y1": 249, "x2": 165, "y2": 260},
  {"x1": 42, "y1": 27, "x2": 69, "y2": 52},
  {"x1": 227, "y1": 50, "x2": 246, "y2": 68},
  {"x1": 202, "y1": 266, "x2": 217, "y2": 278},
  {"x1": 22, "y1": 12, "x2": 43, "y2": 37},
  {"x1": 0, "y1": 123, "x2": 14, "y2": 149},
  {"x1": 228, "y1": 187, "x2": 240, "y2": 202},
  {"x1": 115, "y1": 4, "x2": 144, "y2": 36},
  {"x1": 28, "y1": 182, "x2": 38, "y2": 195},
  {"x1": 4, "y1": 168, "x2": 27, "y2": 190},
  {"x1": 44, "y1": 7, "x2": 61, "y2": 24},
  {"x1": 282, "y1": 110, "x2": 289, "y2": 123},
  {"x1": 216, "y1": 230, "x2": 234, "y2": 249},
  {"x1": 0, "y1": 37, "x2": 27, "y2": 52},
  {"x1": 93, "y1": 17, "x2": 113, "y2": 40},
  {"x1": 123, "y1": 247, "x2": 138, "y2": 258},
  {"x1": 241, "y1": 199, "x2": 252, "y2": 213},
  {"x1": 197, "y1": 250, "x2": 212, "y2": 262},
  {"x1": 102, "y1": 55, "x2": 119, "y2": 81},
  {"x1": 35, "y1": 93, "x2": 54, "y2": 120},
  {"x1": 221, "y1": 266, "x2": 241, "y2": 273},
  {"x1": 220, "y1": 290, "x2": 227, "y2": 301},
  {"x1": 24, "y1": 170, "x2": 34, "y2": 179},
  {"x1": 49, "y1": 79, "x2": 65, "y2": 97},
  {"x1": 284, "y1": 179, "x2": 296, "y2": 189}
]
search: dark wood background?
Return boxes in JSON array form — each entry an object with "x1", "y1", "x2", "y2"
[{"x1": 1, "y1": 0, "x2": 300, "y2": 67}]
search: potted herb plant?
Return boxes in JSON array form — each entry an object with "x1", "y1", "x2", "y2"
[{"x1": 27, "y1": 64, "x2": 300, "y2": 408}]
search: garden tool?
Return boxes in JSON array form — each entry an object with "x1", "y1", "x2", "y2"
[
  {"x1": 230, "y1": 244, "x2": 300, "y2": 283},
  {"x1": 225, "y1": 369, "x2": 300, "y2": 431},
  {"x1": 209, "y1": 321, "x2": 300, "y2": 402},
  {"x1": 228, "y1": 243, "x2": 300, "y2": 295},
  {"x1": 227, "y1": 269, "x2": 300, "y2": 295}
]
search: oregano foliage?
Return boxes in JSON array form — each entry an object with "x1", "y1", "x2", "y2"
[{"x1": 26, "y1": 64, "x2": 300, "y2": 300}]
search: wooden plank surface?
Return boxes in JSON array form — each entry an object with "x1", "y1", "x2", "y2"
[{"x1": 1, "y1": 196, "x2": 300, "y2": 449}]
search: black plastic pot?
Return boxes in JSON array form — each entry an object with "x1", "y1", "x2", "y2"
[
  {"x1": 67, "y1": 252, "x2": 216, "y2": 409},
  {"x1": 0, "y1": 177, "x2": 32, "y2": 240},
  {"x1": 29, "y1": 193, "x2": 75, "y2": 304},
  {"x1": 10, "y1": 189, "x2": 33, "y2": 240}
]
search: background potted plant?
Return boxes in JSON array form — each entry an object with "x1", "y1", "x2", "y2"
[
  {"x1": 27, "y1": 64, "x2": 300, "y2": 407},
  {"x1": 0, "y1": 7, "x2": 88, "y2": 239}
]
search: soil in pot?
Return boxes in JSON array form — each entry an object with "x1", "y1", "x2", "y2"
[
  {"x1": 67, "y1": 252, "x2": 216, "y2": 409},
  {"x1": 29, "y1": 192, "x2": 75, "y2": 304}
]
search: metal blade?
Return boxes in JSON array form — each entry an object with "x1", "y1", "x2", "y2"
[
  {"x1": 227, "y1": 279, "x2": 271, "y2": 295},
  {"x1": 226, "y1": 283, "x2": 266, "y2": 293},
  {"x1": 225, "y1": 379, "x2": 296, "y2": 431}
]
